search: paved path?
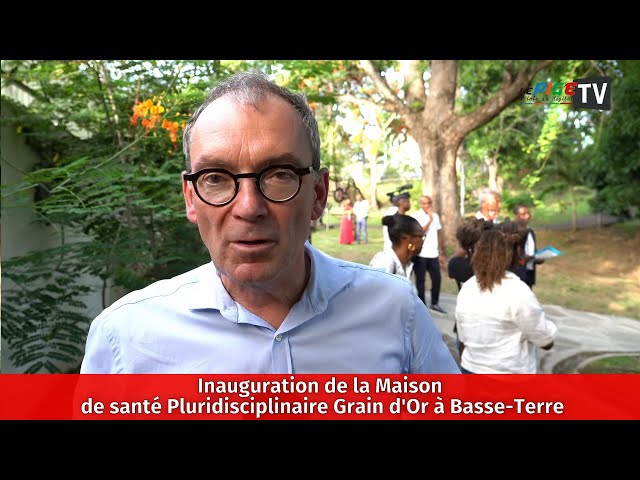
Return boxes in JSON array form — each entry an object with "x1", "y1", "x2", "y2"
[{"x1": 430, "y1": 293, "x2": 640, "y2": 373}]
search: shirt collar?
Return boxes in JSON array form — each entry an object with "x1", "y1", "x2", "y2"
[
  {"x1": 185, "y1": 242, "x2": 353, "y2": 327},
  {"x1": 185, "y1": 261, "x2": 231, "y2": 311},
  {"x1": 272, "y1": 242, "x2": 354, "y2": 333}
]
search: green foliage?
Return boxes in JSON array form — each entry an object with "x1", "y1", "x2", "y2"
[
  {"x1": 458, "y1": 61, "x2": 512, "y2": 112},
  {"x1": 529, "y1": 190, "x2": 593, "y2": 226},
  {"x1": 0, "y1": 59, "x2": 364, "y2": 372},
  {"x1": 464, "y1": 61, "x2": 609, "y2": 206},
  {"x1": 1, "y1": 60, "x2": 219, "y2": 372},
  {"x1": 584, "y1": 60, "x2": 640, "y2": 217},
  {"x1": 2, "y1": 244, "x2": 93, "y2": 373},
  {"x1": 500, "y1": 190, "x2": 535, "y2": 216}
]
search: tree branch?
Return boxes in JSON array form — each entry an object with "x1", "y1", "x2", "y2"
[
  {"x1": 358, "y1": 60, "x2": 410, "y2": 115},
  {"x1": 399, "y1": 60, "x2": 427, "y2": 108},
  {"x1": 455, "y1": 60, "x2": 553, "y2": 139},
  {"x1": 90, "y1": 63, "x2": 117, "y2": 143},
  {"x1": 6, "y1": 79, "x2": 46, "y2": 102},
  {"x1": 95, "y1": 61, "x2": 124, "y2": 147},
  {"x1": 339, "y1": 93, "x2": 389, "y2": 112}
]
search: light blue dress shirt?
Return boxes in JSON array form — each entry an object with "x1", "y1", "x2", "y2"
[{"x1": 80, "y1": 243, "x2": 460, "y2": 374}]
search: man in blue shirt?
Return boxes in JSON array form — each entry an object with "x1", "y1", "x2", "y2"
[{"x1": 80, "y1": 71, "x2": 460, "y2": 374}]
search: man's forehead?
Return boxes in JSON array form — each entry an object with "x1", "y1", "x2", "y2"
[
  {"x1": 192, "y1": 95, "x2": 304, "y2": 143},
  {"x1": 200, "y1": 94, "x2": 293, "y2": 119},
  {"x1": 189, "y1": 94, "x2": 311, "y2": 171}
]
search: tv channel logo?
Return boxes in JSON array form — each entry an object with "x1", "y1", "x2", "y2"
[
  {"x1": 572, "y1": 77, "x2": 611, "y2": 110},
  {"x1": 522, "y1": 76, "x2": 611, "y2": 110}
]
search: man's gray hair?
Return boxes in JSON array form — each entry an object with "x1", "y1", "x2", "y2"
[
  {"x1": 182, "y1": 70, "x2": 321, "y2": 172},
  {"x1": 479, "y1": 188, "x2": 501, "y2": 205}
]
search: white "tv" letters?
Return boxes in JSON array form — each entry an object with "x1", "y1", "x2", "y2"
[{"x1": 577, "y1": 83, "x2": 608, "y2": 104}]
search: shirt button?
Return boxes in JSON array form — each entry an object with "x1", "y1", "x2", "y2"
[{"x1": 275, "y1": 334, "x2": 283, "y2": 342}]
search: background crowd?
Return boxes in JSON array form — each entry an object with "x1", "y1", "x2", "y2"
[{"x1": 354, "y1": 187, "x2": 557, "y2": 374}]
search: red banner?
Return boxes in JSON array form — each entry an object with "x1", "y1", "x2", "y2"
[{"x1": 0, "y1": 374, "x2": 638, "y2": 420}]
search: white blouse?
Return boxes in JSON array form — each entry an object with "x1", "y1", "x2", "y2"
[
  {"x1": 455, "y1": 271, "x2": 557, "y2": 374},
  {"x1": 369, "y1": 248, "x2": 414, "y2": 280}
]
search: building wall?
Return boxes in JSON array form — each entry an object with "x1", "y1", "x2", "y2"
[{"x1": 1, "y1": 100, "x2": 113, "y2": 373}]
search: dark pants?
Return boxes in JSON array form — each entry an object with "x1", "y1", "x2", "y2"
[
  {"x1": 524, "y1": 269, "x2": 535, "y2": 288},
  {"x1": 513, "y1": 265, "x2": 535, "y2": 289},
  {"x1": 413, "y1": 256, "x2": 441, "y2": 305}
]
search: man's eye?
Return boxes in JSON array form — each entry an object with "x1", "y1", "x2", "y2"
[
  {"x1": 266, "y1": 169, "x2": 297, "y2": 182},
  {"x1": 203, "y1": 173, "x2": 225, "y2": 185}
]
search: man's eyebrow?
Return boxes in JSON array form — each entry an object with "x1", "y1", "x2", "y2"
[
  {"x1": 195, "y1": 152, "x2": 306, "y2": 170},
  {"x1": 264, "y1": 153, "x2": 305, "y2": 165}
]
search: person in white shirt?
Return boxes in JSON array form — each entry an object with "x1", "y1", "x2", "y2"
[
  {"x1": 411, "y1": 195, "x2": 447, "y2": 314},
  {"x1": 353, "y1": 192, "x2": 370, "y2": 244},
  {"x1": 455, "y1": 227, "x2": 557, "y2": 374},
  {"x1": 382, "y1": 192, "x2": 410, "y2": 250},
  {"x1": 370, "y1": 213, "x2": 424, "y2": 281}
]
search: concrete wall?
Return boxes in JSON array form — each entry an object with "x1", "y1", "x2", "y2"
[{"x1": 1, "y1": 100, "x2": 114, "y2": 373}]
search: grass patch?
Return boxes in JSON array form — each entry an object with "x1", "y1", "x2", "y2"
[
  {"x1": 578, "y1": 355, "x2": 640, "y2": 373},
  {"x1": 533, "y1": 223, "x2": 640, "y2": 319},
  {"x1": 614, "y1": 218, "x2": 640, "y2": 236},
  {"x1": 310, "y1": 223, "x2": 382, "y2": 267}
]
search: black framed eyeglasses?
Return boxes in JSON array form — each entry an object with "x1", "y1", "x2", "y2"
[{"x1": 183, "y1": 164, "x2": 314, "y2": 207}]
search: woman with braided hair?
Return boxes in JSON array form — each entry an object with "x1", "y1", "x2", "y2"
[{"x1": 455, "y1": 221, "x2": 557, "y2": 374}]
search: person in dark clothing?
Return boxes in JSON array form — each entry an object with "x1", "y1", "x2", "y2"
[
  {"x1": 496, "y1": 218, "x2": 530, "y2": 285},
  {"x1": 512, "y1": 204, "x2": 544, "y2": 289},
  {"x1": 448, "y1": 218, "x2": 492, "y2": 290}
]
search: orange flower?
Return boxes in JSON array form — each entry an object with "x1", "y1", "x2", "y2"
[
  {"x1": 130, "y1": 98, "x2": 162, "y2": 130},
  {"x1": 130, "y1": 97, "x2": 186, "y2": 144},
  {"x1": 162, "y1": 119, "x2": 180, "y2": 144}
]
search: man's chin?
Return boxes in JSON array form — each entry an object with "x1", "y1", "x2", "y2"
[{"x1": 220, "y1": 262, "x2": 277, "y2": 286}]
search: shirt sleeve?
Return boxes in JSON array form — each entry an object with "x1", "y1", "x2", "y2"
[
  {"x1": 512, "y1": 286, "x2": 558, "y2": 347},
  {"x1": 80, "y1": 316, "x2": 120, "y2": 373},
  {"x1": 369, "y1": 252, "x2": 394, "y2": 274},
  {"x1": 408, "y1": 294, "x2": 461, "y2": 373}
]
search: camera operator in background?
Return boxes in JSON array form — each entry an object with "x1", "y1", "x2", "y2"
[{"x1": 382, "y1": 186, "x2": 411, "y2": 250}]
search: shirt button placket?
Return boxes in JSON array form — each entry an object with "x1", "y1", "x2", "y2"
[{"x1": 272, "y1": 333, "x2": 290, "y2": 373}]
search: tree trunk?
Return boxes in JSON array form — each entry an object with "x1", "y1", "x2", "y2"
[
  {"x1": 485, "y1": 153, "x2": 499, "y2": 192},
  {"x1": 357, "y1": 59, "x2": 553, "y2": 250},
  {"x1": 570, "y1": 186, "x2": 577, "y2": 231},
  {"x1": 416, "y1": 139, "x2": 462, "y2": 251},
  {"x1": 457, "y1": 149, "x2": 465, "y2": 217},
  {"x1": 366, "y1": 145, "x2": 379, "y2": 212}
]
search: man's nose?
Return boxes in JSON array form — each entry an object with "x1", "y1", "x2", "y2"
[{"x1": 231, "y1": 178, "x2": 268, "y2": 218}]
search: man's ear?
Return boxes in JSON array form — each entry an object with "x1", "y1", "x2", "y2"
[
  {"x1": 311, "y1": 168, "x2": 329, "y2": 222},
  {"x1": 182, "y1": 174, "x2": 197, "y2": 224}
]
